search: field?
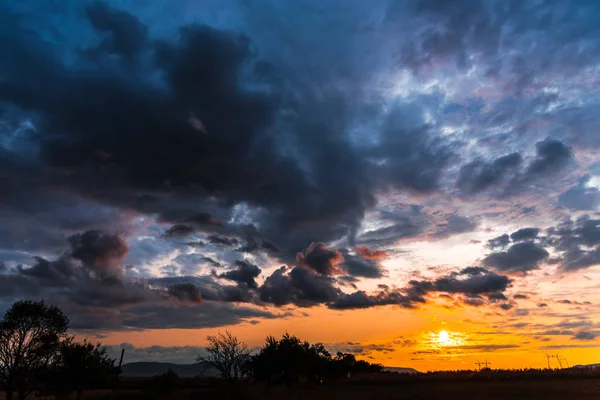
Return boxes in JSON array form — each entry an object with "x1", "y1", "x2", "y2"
[
  {"x1": 2, "y1": 369, "x2": 600, "y2": 400},
  {"x1": 2, "y1": 378, "x2": 599, "y2": 400}
]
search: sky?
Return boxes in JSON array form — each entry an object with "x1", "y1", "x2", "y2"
[{"x1": 1, "y1": 0, "x2": 600, "y2": 371}]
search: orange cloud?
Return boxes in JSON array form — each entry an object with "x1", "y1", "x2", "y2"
[{"x1": 355, "y1": 245, "x2": 388, "y2": 261}]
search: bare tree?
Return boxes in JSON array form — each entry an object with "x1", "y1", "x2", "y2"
[
  {"x1": 0, "y1": 300, "x2": 69, "y2": 400},
  {"x1": 196, "y1": 331, "x2": 250, "y2": 382}
]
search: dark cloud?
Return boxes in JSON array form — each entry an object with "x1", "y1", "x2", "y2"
[
  {"x1": 559, "y1": 179, "x2": 600, "y2": 211},
  {"x1": 489, "y1": 216, "x2": 600, "y2": 272},
  {"x1": 0, "y1": 230, "x2": 276, "y2": 330},
  {"x1": 513, "y1": 294, "x2": 528, "y2": 300},
  {"x1": 540, "y1": 330, "x2": 575, "y2": 336},
  {"x1": 258, "y1": 266, "x2": 341, "y2": 307},
  {"x1": 539, "y1": 344, "x2": 600, "y2": 350},
  {"x1": 201, "y1": 257, "x2": 222, "y2": 268},
  {"x1": 1, "y1": 0, "x2": 599, "y2": 334},
  {"x1": 330, "y1": 266, "x2": 511, "y2": 310},
  {"x1": 453, "y1": 344, "x2": 520, "y2": 351},
  {"x1": 151, "y1": 276, "x2": 256, "y2": 303},
  {"x1": 235, "y1": 225, "x2": 279, "y2": 256},
  {"x1": 340, "y1": 250, "x2": 385, "y2": 279},
  {"x1": 207, "y1": 235, "x2": 239, "y2": 247},
  {"x1": 459, "y1": 139, "x2": 572, "y2": 197},
  {"x1": 296, "y1": 242, "x2": 344, "y2": 276},
  {"x1": 524, "y1": 138, "x2": 572, "y2": 177},
  {"x1": 572, "y1": 331, "x2": 599, "y2": 341},
  {"x1": 164, "y1": 214, "x2": 224, "y2": 238},
  {"x1": 354, "y1": 205, "x2": 428, "y2": 247},
  {"x1": 547, "y1": 216, "x2": 600, "y2": 271},
  {"x1": 84, "y1": 1, "x2": 149, "y2": 62},
  {"x1": 18, "y1": 255, "x2": 78, "y2": 286},
  {"x1": 0, "y1": 0, "x2": 473, "y2": 278},
  {"x1": 68, "y1": 230, "x2": 128, "y2": 280},
  {"x1": 487, "y1": 234, "x2": 510, "y2": 249},
  {"x1": 164, "y1": 225, "x2": 194, "y2": 238},
  {"x1": 483, "y1": 242, "x2": 549, "y2": 273},
  {"x1": 329, "y1": 289, "x2": 421, "y2": 310},
  {"x1": 427, "y1": 267, "x2": 511, "y2": 296},
  {"x1": 432, "y1": 214, "x2": 478, "y2": 238},
  {"x1": 457, "y1": 152, "x2": 522, "y2": 194},
  {"x1": 560, "y1": 246, "x2": 600, "y2": 271},
  {"x1": 172, "y1": 253, "x2": 221, "y2": 275},
  {"x1": 120, "y1": 303, "x2": 283, "y2": 330},
  {"x1": 510, "y1": 228, "x2": 540, "y2": 242},
  {"x1": 167, "y1": 283, "x2": 202, "y2": 303},
  {"x1": 217, "y1": 260, "x2": 261, "y2": 288}
]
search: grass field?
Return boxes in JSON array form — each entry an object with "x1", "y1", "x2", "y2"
[{"x1": 2, "y1": 378, "x2": 599, "y2": 400}]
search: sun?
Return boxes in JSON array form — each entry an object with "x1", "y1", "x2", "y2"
[
  {"x1": 429, "y1": 330, "x2": 465, "y2": 348},
  {"x1": 438, "y1": 330, "x2": 450, "y2": 345}
]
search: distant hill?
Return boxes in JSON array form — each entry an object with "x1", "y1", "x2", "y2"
[
  {"x1": 572, "y1": 363, "x2": 600, "y2": 369},
  {"x1": 121, "y1": 362, "x2": 218, "y2": 377},
  {"x1": 121, "y1": 362, "x2": 420, "y2": 377},
  {"x1": 383, "y1": 367, "x2": 420, "y2": 374}
]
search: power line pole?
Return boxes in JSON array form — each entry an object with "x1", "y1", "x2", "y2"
[
  {"x1": 546, "y1": 354, "x2": 551, "y2": 369},
  {"x1": 554, "y1": 354, "x2": 563, "y2": 369},
  {"x1": 111, "y1": 348, "x2": 125, "y2": 400}
]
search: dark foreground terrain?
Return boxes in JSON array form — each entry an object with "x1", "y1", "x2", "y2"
[{"x1": 3, "y1": 378, "x2": 597, "y2": 400}]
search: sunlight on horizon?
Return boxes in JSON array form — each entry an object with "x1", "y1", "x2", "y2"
[{"x1": 429, "y1": 330, "x2": 466, "y2": 348}]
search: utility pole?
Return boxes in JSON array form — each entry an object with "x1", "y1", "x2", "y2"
[
  {"x1": 119, "y1": 348, "x2": 125, "y2": 369},
  {"x1": 476, "y1": 361, "x2": 491, "y2": 371},
  {"x1": 554, "y1": 354, "x2": 563, "y2": 369},
  {"x1": 111, "y1": 348, "x2": 125, "y2": 400},
  {"x1": 546, "y1": 354, "x2": 551, "y2": 369}
]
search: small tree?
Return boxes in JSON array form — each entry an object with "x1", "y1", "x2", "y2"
[
  {"x1": 147, "y1": 369, "x2": 179, "y2": 399},
  {"x1": 248, "y1": 333, "x2": 331, "y2": 384},
  {"x1": 49, "y1": 339, "x2": 119, "y2": 400},
  {"x1": 0, "y1": 300, "x2": 69, "y2": 400},
  {"x1": 196, "y1": 331, "x2": 250, "y2": 382}
]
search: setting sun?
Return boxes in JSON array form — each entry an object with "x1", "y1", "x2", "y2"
[
  {"x1": 438, "y1": 330, "x2": 450, "y2": 344},
  {"x1": 429, "y1": 330, "x2": 466, "y2": 348}
]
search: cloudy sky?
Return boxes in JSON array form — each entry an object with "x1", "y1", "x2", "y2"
[{"x1": 1, "y1": 0, "x2": 600, "y2": 370}]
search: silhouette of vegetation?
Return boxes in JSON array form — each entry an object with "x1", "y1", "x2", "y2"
[
  {"x1": 47, "y1": 339, "x2": 119, "y2": 400},
  {"x1": 196, "y1": 331, "x2": 250, "y2": 383},
  {"x1": 246, "y1": 333, "x2": 383, "y2": 385},
  {"x1": 331, "y1": 352, "x2": 385, "y2": 377},
  {"x1": 0, "y1": 300, "x2": 69, "y2": 400},
  {"x1": 147, "y1": 369, "x2": 179, "y2": 399}
]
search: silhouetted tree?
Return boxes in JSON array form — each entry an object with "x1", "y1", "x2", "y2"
[
  {"x1": 147, "y1": 369, "x2": 179, "y2": 399},
  {"x1": 332, "y1": 352, "x2": 383, "y2": 375},
  {"x1": 196, "y1": 331, "x2": 250, "y2": 382},
  {"x1": 0, "y1": 300, "x2": 69, "y2": 400},
  {"x1": 248, "y1": 333, "x2": 331, "y2": 384},
  {"x1": 48, "y1": 339, "x2": 119, "y2": 400}
]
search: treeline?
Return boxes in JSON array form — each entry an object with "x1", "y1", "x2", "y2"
[
  {"x1": 198, "y1": 331, "x2": 383, "y2": 385},
  {"x1": 0, "y1": 301, "x2": 118, "y2": 400},
  {"x1": 409, "y1": 368, "x2": 600, "y2": 382},
  {"x1": 0, "y1": 301, "x2": 384, "y2": 400}
]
